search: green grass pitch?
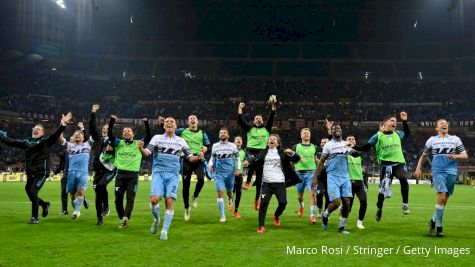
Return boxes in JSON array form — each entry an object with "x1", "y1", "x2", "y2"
[{"x1": 0, "y1": 181, "x2": 474, "y2": 267}]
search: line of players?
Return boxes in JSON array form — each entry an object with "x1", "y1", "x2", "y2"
[{"x1": 0, "y1": 98, "x2": 467, "y2": 240}]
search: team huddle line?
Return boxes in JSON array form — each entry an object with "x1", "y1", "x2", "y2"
[{"x1": 0, "y1": 96, "x2": 467, "y2": 240}]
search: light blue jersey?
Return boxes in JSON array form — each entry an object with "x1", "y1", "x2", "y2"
[
  {"x1": 209, "y1": 141, "x2": 240, "y2": 192},
  {"x1": 146, "y1": 134, "x2": 193, "y2": 173},
  {"x1": 322, "y1": 139, "x2": 354, "y2": 177},
  {"x1": 209, "y1": 141, "x2": 241, "y2": 174},
  {"x1": 64, "y1": 139, "x2": 93, "y2": 171},
  {"x1": 423, "y1": 134, "x2": 466, "y2": 175},
  {"x1": 63, "y1": 139, "x2": 93, "y2": 193}
]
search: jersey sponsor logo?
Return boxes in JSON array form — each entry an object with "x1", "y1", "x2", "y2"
[
  {"x1": 118, "y1": 151, "x2": 137, "y2": 158},
  {"x1": 185, "y1": 139, "x2": 202, "y2": 146},
  {"x1": 250, "y1": 135, "x2": 268, "y2": 140},
  {"x1": 380, "y1": 143, "x2": 400, "y2": 150},
  {"x1": 69, "y1": 147, "x2": 91, "y2": 155},
  {"x1": 264, "y1": 158, "x2": 281, "y2": 168},
  {"x1": 437, "y1": 147, "x2": 454, "y2": 154}
]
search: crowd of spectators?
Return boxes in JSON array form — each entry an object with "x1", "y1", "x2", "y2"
[
  {"x1": 1, "y1": 73, "x2": 474, "y2": 122},
  {"x1": 0, "y1": 72, "x2": 474, "y2": 173}
]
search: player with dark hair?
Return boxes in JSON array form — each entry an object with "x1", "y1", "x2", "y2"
[
  {"x1": 247, "y1": 134, "x2": 300, "y2": 234},
  {"x1": 238, "y1": 98, "x2": 277, "y2": 211},
  {"x1": 89, "y1": 104, "x2": 120, "y2": 227},
  {"x1": 312, "y1": 124, "x2": 362, "y2": 234},
  {"x1": 354, "y1": 112, "x2": 410, "y2": 221},
  {"x1": 415, "y1": 119, "x2": 468, "y2": 237},
  {"x1": 232, "y1": 135, "x2": 246, "y2": 218},
  {"x1": 54, "y1": 124, "x2": 90, "y2": 215},
  {"x1": 174, "y1": 115, "x2": 210, "y2": 221},
  {"x1": 108, "y1": 115, "x2": 151, "y2": 228},
  {"x1": 208, "y1": 127, "x2": 241, "y2": 222},
  {"x1": 0, "y1": 112, "x2": 72, "y2": 224},
  {"x1": 315, "y1": 137, "x2": 330, "y2": 218},
  {"x1": 346, "y1": 135, "x2": 367, "y2": 230},
  {"x1": 58, "y1": 118, "x2": 96, "y2": 220}
]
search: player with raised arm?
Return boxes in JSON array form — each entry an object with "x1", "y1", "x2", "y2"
[
  {"x1": 89, "y1": 104, "x2": 119, "y2": 227},
  {"x1": 108, "y1": 115, "x2": 151, "y2": 228},
  {"x1": 173, "y1": 115, "x2": 210, "y2": 221},
  {"x1": 58, "y1": 118, "x2": 95, "y2": 220},
  {"x1": 0, "y1": 112, "x2": 72, "y2": 224},
  {"x1": 354, "y1": 112, "x2": 410, "y2": 221},
  {"x1": 238, "y1": 97, "x2": 277, "y2": 211}
]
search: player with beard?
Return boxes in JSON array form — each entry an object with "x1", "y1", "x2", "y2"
[
  {"x1": 238, "y1": 98, "x2": 277, "y2": 211},
  {"x1": 208, "y1": 128, "x2": 241, "y2": 222}
]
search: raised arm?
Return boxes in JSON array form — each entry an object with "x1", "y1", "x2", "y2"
[
  {"x1": 265, "y1": 110, "x2": 276, "y2": 132},
  {"x1": 354, "y1": 133, "x2": 378, "y2": 152},
  {"x1": 108, "y1": 115, "x2": 118, "y2": 146},
  {"x1": 77, "y1": 122, "x2": 88, "y2": 141},
  {"x1": 158, "y1": 116, "x2": 165, "y2": 134},
  {"x1": 0, "y1": 131, "x2": 28, "y2": 149},
  {"x1": 237, "y1": 102, "x2": 252, "y2": 132},
  {"x1": 143, "y1": 118, "x2": 152, "y2": 145},
  {"x1": 46, "y1": 112, "x2": 72, "y2": 147},
  {"x1": 325, "y1": 119, "x2": 333, "y2": 139},
  {"x1": 89, "y1": 104, "x2": 100, "y2": 142},
  {"x1": 58, "y1": 133, "x2": 66, "y2": 146},
  {"x1": 265, "y1": 98, "x2": 277, "y2": 132},
  {"x1": 400, "y1": 111, "x2": 409, "y2": 139}
]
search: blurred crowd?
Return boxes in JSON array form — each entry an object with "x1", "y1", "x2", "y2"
[{"x1": 0, "y1": 73, "x2": 473, "y2": 173}]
